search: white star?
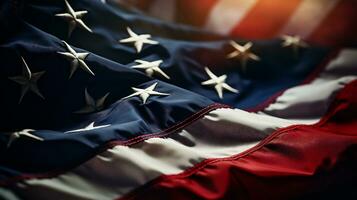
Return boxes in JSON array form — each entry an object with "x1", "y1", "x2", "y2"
[
  {"x1": 131, "y1": 59, "x2": 170, "y2": 79},
  {"x1": 9, "y1": 56, "x2": 45, "y2": 104},
  {"x1": 75, "y1": 88, "x2": 110, "y2": 114},
  {"x1": 119, "y1": 27, "x2": 159, "y2": 53},
  {"x1": 121, "y1": 82, "x2": 169, "y2": 104},
  {"x1": 58, "y1": 41, "x2": 94, "y2": 79},
  {"x1": 227, "y1": 41, "x2": 260, "y2": 71},
  {"x1": 55, "y1": 0, "x2": 92, "y2": 37},
  {"x1": 201, "y1": 67, "x2": 238, "y2": 99},
  {"x1": 282, "y1": 35, "x2": 308, "y2": 56},
  {"x1": 7, "y1": 129, "x2": 44, "y2": 148},
  {"x1": 65, "y1": 122, "x2": 110, "y2": 133}
]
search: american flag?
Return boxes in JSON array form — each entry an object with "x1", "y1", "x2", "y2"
[
  {"x1": 123, "y1": 0, "x2": 357, "y2": 47},
  {"x1": 0, "y1": 0, "x2": 356, "y2": 199}
]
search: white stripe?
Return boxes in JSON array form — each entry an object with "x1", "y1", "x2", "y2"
[
  {"x1": 13, "y1": 109, "x2": 294, "y2": 200},
  {"x1": 324, "y1": 49, "x2": 357, "y2": 75},
  {"x1": 263, "y1": 77, "x2": 355, "y2": 118},
  {"x1": 264, "y1": 49, "x2": 357, "y2": 118},
  {"x1": 9, "y1": 49, "x2": 357, "y2": 199},
  {"x1": 203, "y1": 0, "x2": 259, "y2": 34},
  {"x1": 0, "y1": 187, "x2": 20, "y2": 200},
  {"x1": 280, "y1": 0, "x2": 340, "y2": 38},
  {"x1": 147, "y1": 0, "x2": 176, "y2": 22}
]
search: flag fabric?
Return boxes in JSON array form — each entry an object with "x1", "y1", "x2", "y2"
[
  {"x1": 122, "y1": 0, "x2": 357, "y2": 47},
  {"x1": 0, "y1": 0, "x2": 356, "y2": 199}
]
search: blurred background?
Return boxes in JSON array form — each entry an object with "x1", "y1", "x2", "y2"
[{"x1": 114, "y1": 0, "x2": 357, "y2": 47}]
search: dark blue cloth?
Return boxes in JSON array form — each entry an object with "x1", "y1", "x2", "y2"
[
  {"x1": 20, "y1": 0, "x2": 330, "y2": 109},
  {"x1": 0, "y1": 8, "x2": 215, "y2": 181},
  {"x1": 0, "y1": 0, "x2": 329, "y2": 183}
]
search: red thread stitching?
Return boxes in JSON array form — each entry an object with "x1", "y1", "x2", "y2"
[
  {"x1": 105, "y1": 103, "x2": 230, "y2": 147},
  {"x1": 120, "y1": 80, "x2": 357, "y2": 200},
  {"x1": 0, "y1": 103, "x2": 230, "y2": 186}
]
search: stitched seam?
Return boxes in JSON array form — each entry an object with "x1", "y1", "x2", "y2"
[
  {"x1": 0, "y1": 103, "x2": 229, "y2": 186},
  {"x1": 121, "y1": 80, "x2": 356, "y2": 200},
  {"x1": 106, "y1": 103, "x2": 230, "y2": 147}
]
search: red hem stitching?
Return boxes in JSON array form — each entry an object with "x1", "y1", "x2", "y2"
[
  {"x1": 120, "y1": 80, "x2": 356, "y2": 200},
  {"x1": 0, "y1": 103, "x2": 230, "y2": 186},
  {"x1": 119, "y1": 124, "x2": 302, "y2": 200},
  {"x1": 105, "y1": 103, "x2": 230, "y2": 147}
]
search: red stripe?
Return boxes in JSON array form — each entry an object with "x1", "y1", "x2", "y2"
[
  {"x1": 112, "y1": 0, "x2": 153, "y2": 10},
  {"x1": 230, "y1": 0, "x2": 302, "y2": 39},
  {"x1": 175, "y1": 0, "x2": 218, "y2": 26},
  {"x1": 308, "y1": 0, "x2": 357, "y2": 47},
  {"x1": 121, "y1": 80, "x2": 357, "y2": 200}
]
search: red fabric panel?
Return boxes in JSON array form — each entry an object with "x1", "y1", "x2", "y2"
[
  {"x1": 115, "y1": 0, "x2": 357, "y2": 47},
  {"x1": 308, "y1": 0, "x2": 357, "y2": 47},
  {"x1": 121, "y1": 80, "x2": 357, "y2": 200},
  {"x1": 114, "y1": 0, "x2": 154, "y2": 11},
  {"x1": 175, "y1": 0, "x2": 218, "y2": 27},
  {"x1": 230, "y1": 0, "x2": 302, "y2": 39}
]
